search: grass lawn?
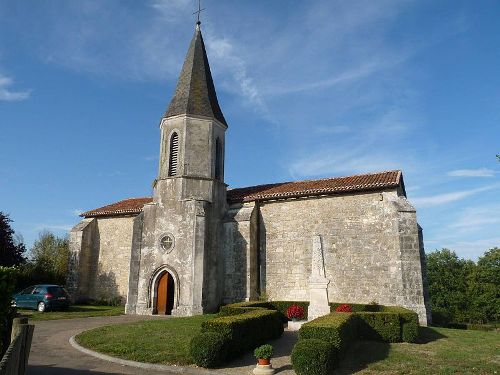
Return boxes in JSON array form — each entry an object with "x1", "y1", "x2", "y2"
[
  {"x1": 19, "y1": 305, "x2": 124, "y2": 321},
  {"x1": 75, "y1": 314, "x2": 215, "y2": 365},
  {"x1": 337, "y1": 326, "x2": 500, "y2": 374}
]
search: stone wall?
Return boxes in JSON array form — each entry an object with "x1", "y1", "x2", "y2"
[
  {"x1": 258, "y1": 189, "x2": 429, "y2": 324},
  {"x1": 91, "y1": 216, "x2": 135, "y2": 302},
  {"x1": 68, "y1": 215, "x2": 135, "y2": 303}
]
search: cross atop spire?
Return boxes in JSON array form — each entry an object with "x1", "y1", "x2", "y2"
[{"x1": 193, "y1": 0, "x2": 205, "y2": 25}]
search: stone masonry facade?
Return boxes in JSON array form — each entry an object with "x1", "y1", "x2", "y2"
[{"x1": 67, "y1": 23, "x2": 430, "y2": 325}]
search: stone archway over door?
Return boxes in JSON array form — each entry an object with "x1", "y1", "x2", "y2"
[{"x1": 156, "y1": 272, "x2": 175, "y2": 315}]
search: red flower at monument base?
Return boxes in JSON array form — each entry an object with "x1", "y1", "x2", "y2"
[
  {"x1": 335, "y1": 304, "x2": 353, "y2": 313},
  {"x1": 287, "y1": 304, "x2": 305, "y2": 320}
]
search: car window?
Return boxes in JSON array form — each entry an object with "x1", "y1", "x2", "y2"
[
  {"x1": 22, "y1": 287, "x2": 34, "y2": 294},
  {"x1": 47, "y1": 286, "x2": 65, "y2": 297},
  {"x1": 32, "y1": 287, "x2": 45, "y2": 295}
]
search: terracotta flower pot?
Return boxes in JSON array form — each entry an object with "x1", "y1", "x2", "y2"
[{"x1": 258, "y1": 358, "x2": 270, "y2": 366}]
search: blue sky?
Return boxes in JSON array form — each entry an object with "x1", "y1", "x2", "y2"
[{"x1": 0, "y1": 0, "x2": 498, "y2": 260}]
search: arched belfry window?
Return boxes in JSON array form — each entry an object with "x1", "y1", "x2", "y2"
[
  {"x1": 215, "y1": 138, "x2": 223, "y2": 180},
  {"x1": 168, "y1": 132, "x2": 179, "y2": 177}
]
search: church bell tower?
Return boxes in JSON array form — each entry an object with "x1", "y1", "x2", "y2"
[{"x1": 126, "y1": 21, "x2": 228, "y2": 316}]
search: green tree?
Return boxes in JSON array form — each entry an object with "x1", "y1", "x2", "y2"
[
  {"x1": 426, "y1": 249, "x2": 473, "y2": 324},
  {"x1": 0, "y1": 212, "x2": 26, "y2": 266},
  {"x1": 467, "y1": 247, "x2": 500, "y2": 323},
  {"x1": 20, "y1": 231, "x2": 70, "y2": 286}
]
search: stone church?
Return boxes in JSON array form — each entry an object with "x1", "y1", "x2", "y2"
[{"x1": 68, "y1": 22, "x2": 430, "y2": 324}]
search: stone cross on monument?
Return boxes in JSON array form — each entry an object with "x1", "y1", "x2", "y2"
[{"x1": 307, "y1": 234, "x2": 331, "y2": 320}]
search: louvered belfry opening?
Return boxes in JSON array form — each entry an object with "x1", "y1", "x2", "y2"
[
  {"x1": 215, "y1": 138, "x2": 222, "y2": 180},
  {"x1": 168, "y1": 132, "x2": 179, "y2": 176}
]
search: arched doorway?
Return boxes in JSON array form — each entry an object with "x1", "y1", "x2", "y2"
[{"x1": 155, "y1": 271, "x2": 175, "y2": 315}]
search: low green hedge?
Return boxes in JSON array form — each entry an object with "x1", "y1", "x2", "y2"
[
  {"x1": 355, "y1": 312, "x2": 401, "y2": 342},
  {"x1": 204, "y1": 309, "x2": 283, "y2": 356},
  {"x1": 380, "y1": 306, "x2": 420, "y2": 343},
  {"x1": 299, "y1": 312, "x2": 356, "y2": 356},
  {"x1": 291, "y1": 339, "x2": 335, "y2": 375},
  {"x1": 190, "y1": 332, "x2": 227, "y2": 368}
]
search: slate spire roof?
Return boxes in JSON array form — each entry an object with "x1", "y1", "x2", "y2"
[{"x1": 164, "y1": 23, "x2": 227, "y2": 126}]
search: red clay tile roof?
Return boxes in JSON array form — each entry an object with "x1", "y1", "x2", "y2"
[
  {"x1": 81, "y1": 170, "x2": 403, "y2": 217},
  {"x1": 81, "y1": 197, "x2": 153, "y2": 218},
  {"x1": 227, "y1": 170, "x2": 403, "y2": 203}
]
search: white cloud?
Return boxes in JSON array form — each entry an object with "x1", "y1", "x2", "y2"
[
  {"x1": 447, "y1": 168, "x2": 496, "y2": 177},
  {"x1": 412, "y1": 185, "x2": 500, "y2": 208},
  {"x1": 439, "y1": 237, "x2": 500, "y2": 260},
  {"x1": 449, "y1": 204, "x2": 500, "y2": 230},
  {"x1": 205, "y1": 32, "x2": 265, "y2": 111},
  {"x1": 0, "y1": 74, "x2": 31, "y2": 101},
  {"x1": 70, "y1": 209, "x2": 83, "y2": 216}
]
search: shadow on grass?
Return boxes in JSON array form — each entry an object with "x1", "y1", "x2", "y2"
[
  {"x1": 335, "y1": 327, "x2": 447, "y2": 374},
  {"x1": 416, "y1": 326, "x2": 447, "y2": 344},
  {"x1": 335, "y1": 340, "x2": 390, "y2": 375}
]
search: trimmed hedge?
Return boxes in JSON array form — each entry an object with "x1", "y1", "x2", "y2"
[
  {"x1": 380, "y1": 306, "x2": 420, "y2": 343},
  {"x1": 269, "y1": 301, "x2": 309, "y2": 321},
  {"x1": 196, "y1": 308, "x2": 283, "y2": 363},
  {"x1": 291, "y1": 339, "x2": 335, "y2": 375},
  {"x1": 299, "y1": 312, "x2": 356, "y2": 356},
  {"x1": 0, "y1": 267, "x2": 17, "y2": 356},
  {"x1": 190, "y1": 332, "x2": 227, "y2": 368},
  {"x1": 355, "y1": 312, "x2": 401, "y2": 342}
]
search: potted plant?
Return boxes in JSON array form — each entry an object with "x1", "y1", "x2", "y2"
[
  {"x1": 254, "y1": 344, "x2": 274, "y2": 366},
  {"x1": 287, "y1": 304, "x2": 305, "y2": 321}
]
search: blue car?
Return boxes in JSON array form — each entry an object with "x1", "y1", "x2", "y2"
[{"x1": 12, "y1": 284, "x2": 70, "y2": 312}]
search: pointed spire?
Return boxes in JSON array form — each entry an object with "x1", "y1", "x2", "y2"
[{"x1": 164, "y1": 23, "x2": 227, "y2": 126}]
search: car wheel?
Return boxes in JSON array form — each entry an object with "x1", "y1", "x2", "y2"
[{"x1": 37, "y1": 302, "x2": 46, "y2": 312}]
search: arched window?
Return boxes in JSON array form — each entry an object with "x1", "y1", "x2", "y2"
[
  {"x1": 168, "y1": 132, "x2": 179, "y2": 176},
  {"x1": 215, "y1": 138, "x2": 223, "y2": 180}
]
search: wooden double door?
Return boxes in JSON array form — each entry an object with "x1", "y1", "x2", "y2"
[{"x1": 156, "y1": 271, "x2": 175, "y2": 315}]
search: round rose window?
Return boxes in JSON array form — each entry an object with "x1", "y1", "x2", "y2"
[{"x1": 160, "y1": 234, "x2": 174, "y2": 253}]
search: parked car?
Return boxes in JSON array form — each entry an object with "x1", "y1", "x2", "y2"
[{"x1": 12, "y1": 284, "x2": 70, "y2": 312}]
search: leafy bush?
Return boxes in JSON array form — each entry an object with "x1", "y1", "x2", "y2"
[
  {"x1": 189, "y1": 332, "x2": 227, "y2": 368},
  {"x1": 291, "y1": 339, "x2": 335, "y2": 375},
  {"x1": 287, "y1": 304, "x2": 305, "y2": 320},
  {"x1": 0, "y1": 267, "x2": 18, "y2": 355},
  {"x1": 254, "y1": 344, "x2": 274, "y2": 359},
  {"x1": 355, "y1": 312, "x2": 401, "y2": 342},
  {"x1": 335, "y1": 304, "x2": 353, "y2": 313},
  {"x1": 218, "y1": 301, "x2": 271, "y2": 317},
  {"x1": 202, "y1": 309, "x2": 283, "y2": 359},
  {"x1": 299, "y1": 312, "x2": 356, "y2": 355},
  {"x1": 379, "y1": 306, "x2": 420, "y2": 343}
]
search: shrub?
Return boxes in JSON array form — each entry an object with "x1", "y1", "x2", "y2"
[
  {"x1": 254, "y1": 344, "x2": 274, "y2": 359},
  {"x1": 291, "y1": 339, "x2": 335, "y2": 375},
  {"x1": 0, "y1": 267, "x2": 18, "y2": 355},
  {"x1": 287, "y1": 304, "x2": 305, "y2": 320},
  {"x1": 218, "y1": 301, "x2": 271, "y2": 317},
  {"x1": 355, "y1": 312, "x2": 401, "y2": 342},
  {"x1": 335, "y1": 304, "x2": 353, "y2": 313},
  {"x1": 202, "y1": 309, "x2": 283, "y2": 359},
  {"x1": 299, "y1": 312, "x2": 356, "y2": 356},
  {"x1": 189, "y1": 332, "x2": 227, "y2": 368},
  {"x1": 379, "y1": 306, "x2": 420, "y2": 343}
]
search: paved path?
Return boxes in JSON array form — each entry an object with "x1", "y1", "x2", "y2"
[{"x1": 27, "y1": 315, "x2": 297, "y2": 375}]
